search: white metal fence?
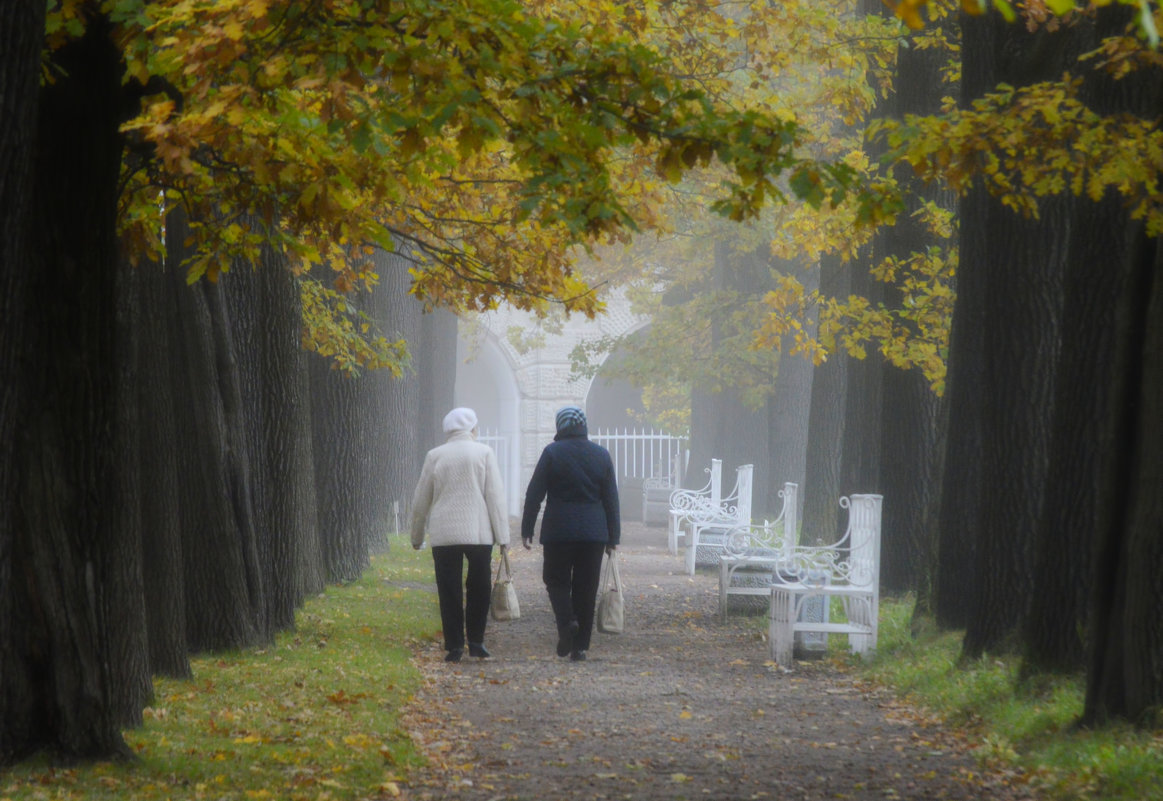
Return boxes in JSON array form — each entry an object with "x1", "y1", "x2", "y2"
[
  {"x1": 477, "y1": 427, "x2": 687, "y2": 514},
  {"x1": 590, "y1": 428, "x2": 688, "y2": 483}
]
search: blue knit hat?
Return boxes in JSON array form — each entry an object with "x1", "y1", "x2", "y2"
[{"x1": 555, "y1": 406, "x2": 586, "y2": 432}]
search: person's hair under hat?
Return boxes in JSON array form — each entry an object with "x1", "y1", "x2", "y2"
[
  {"x1": 442, "y1": 407, "x2": 478, "y2": 433},
  {"x1": 555, "y1": 406, "x2": 586, "y2": 432}
]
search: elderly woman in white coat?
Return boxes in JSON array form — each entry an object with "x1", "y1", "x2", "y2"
[{"x1": 411, "y1": 407, "x2": 510, "y2": 662}]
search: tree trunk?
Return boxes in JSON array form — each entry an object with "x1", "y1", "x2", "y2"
[
  {"x1": 0, "y1": 0, "x2": 47, "y2": 764},
  {"x1": 961, "y1": 13, "x2": 1072, "y2": 659},
  {"x1": 108, "y1": 255, "x2": 152, "y2": 727},
  {"x1": 766, "y1": 262, "x2": 814, "y2": 518},
  {"x1": 1083, "y1": 217, "x2": 1163, "y2": 726},
  {"x1": 168, "y1": 222, "x2": 265, "y2": 651},
  {"x1": 4, "y1": 15, "x2": 134, "y2": 761},
  {"x1": 801, "y1": 253, "x2": 849, "y2": 544},
  {"x1": 1024, "y1": 13, "x2": 1159, "y2": 674},
  {"x1": 874, "y1": 19, "x2": 954, "y2": 600},
  {"x1": 136, "y1": 258, "x2": 191, "y2": 678},
  {"x1": 377, "y1": 247, "x2": 425, "y2": 536},
  {"x1": 311, "y1": 353, "x2": 374, "y2": 582},
  {"x1": 224, "y1": 246, "x2": 322, "y2": 633}
]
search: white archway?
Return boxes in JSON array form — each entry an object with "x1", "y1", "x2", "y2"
[
  {"x1": 453, "y1": 332, "x2": 522, "y2": 512},
  {"x1": 454, "y1": 288, "x2": 647, "y2": 505}
]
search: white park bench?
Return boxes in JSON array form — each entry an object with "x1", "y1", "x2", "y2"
[
  {"x1": 768, "y1": 494, "x2": 882, "y2": 667},
  {"x1": 666, "y1": 458, "x2": 723, "y2": 555},
  {"x1": 717, "y1": 482, "x2": 798, "y2": 620},
  {"x1": 683, "y1": 463, "x2": 753, "y2": 576}
]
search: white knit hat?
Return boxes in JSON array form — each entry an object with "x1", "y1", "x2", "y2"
[{"x1": 442, "y1": 407, "x2": 478, "y2": 433}]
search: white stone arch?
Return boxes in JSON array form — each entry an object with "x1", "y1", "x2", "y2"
[
  {"x1": 454, "y1": 288, "x2": 647, "y2": 500},
  {"x1": 453, "y1": 329, "x2": 522, "y2": 512},
  {"x1": 582, "y1": 317, "x2": 655, "y2": 429}
]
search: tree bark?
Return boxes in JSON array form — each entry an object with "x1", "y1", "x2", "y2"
[
  {"x1": 136, "y1": 258, "x2": 191, "y2": 678},
  {"x1": 801, "y1": 253, "x2": 849, "y2": 544},
  {"x1": 5, "y1": 14, "x2": 134, "y2": 761},
  {"x1": 874, "y1": 19, "x2": 954, "y2": 600},
  {"x1": 960, "y1": 12, "x2": 1072, "y2": 658},
  {"x1": 766, "y1": 262, "x2": 814, "y2": 518},
  {"x1": 224, "y1": 246, "x2": 322, "y2": 633},
  {"x1": 1083, "y1": 216, "x2": 1163, "y2": 726},
  {"x1": 0, "y1": 0, "x2": 48, "y2": 764},
  {"x1": 168, "y1": 227, "x2": 265, "y2": 651},
  {"x1": 377, "y1": 247, "x2": 425, "y2": 537}
]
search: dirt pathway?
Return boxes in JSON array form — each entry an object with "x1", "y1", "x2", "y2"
[{"x1": 399, "y1": 522, "x2": 1036, "y2": 801}]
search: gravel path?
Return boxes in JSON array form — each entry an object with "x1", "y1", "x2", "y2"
[{"x1": 399, "y1": 522, "x2": 1037, "y2": 801}]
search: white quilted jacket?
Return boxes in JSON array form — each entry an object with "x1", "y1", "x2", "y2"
[{"x1": 410, "y1": 431, "x2": 510, "y2": 548}]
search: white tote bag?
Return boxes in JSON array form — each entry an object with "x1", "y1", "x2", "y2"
[{"x1": 596, "y1": 551, "x2": 624, "y2": 634}]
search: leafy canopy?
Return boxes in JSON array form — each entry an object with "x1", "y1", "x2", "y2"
[{"x1": 55, "y1": 0, "x2": 895, "y2": 299}]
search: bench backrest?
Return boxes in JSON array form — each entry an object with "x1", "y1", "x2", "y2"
[
  {"x1": 709, "y1": 458, "x2": 722, "y2": 507},
  {"x1": 723, "y1": 481, "x2": 798, "y2": 559},
  {"x1": 733, "y1": 464, "x2": 752, "y2": 523},
  {"x1": 781, "y1": 494, "x2": 882, "y2": 589}
]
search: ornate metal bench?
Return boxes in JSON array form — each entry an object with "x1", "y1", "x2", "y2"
[
  {"x1": 666, "y1": 459, "x2": 723, "y2": 555},
  {"x1": 683, "y1": 463, "x2": 753, "y2": 576},
  {"x1": 717, "y1": 482, "x2": 798, "y2": 620},
  {"x1": 768, "y1": 494, "x2": 882, "y2": 667}
]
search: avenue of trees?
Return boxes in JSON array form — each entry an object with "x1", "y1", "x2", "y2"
[
  {"x1": 1, "y1": 0, "x2": 1159, "y2": 768},
  {"x1": 573, "y1": 0, "x2": 1162, "y2": 727},
  {"x1": 0, "y1": 0, "x2": 892, "y2": 764}
]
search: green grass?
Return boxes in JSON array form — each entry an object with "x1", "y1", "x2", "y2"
[
  {"x1": 0, "y1": 534, "x2": 442, "y2": 801},
  {"x1": 863, "y1": 595, "x2": 1163, "y2": 801}
]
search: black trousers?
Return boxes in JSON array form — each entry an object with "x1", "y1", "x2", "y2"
[
  {"x1": 431, "y1": 544, "x2": 493, "y2": 652},
  {"x1": 542, "y1": 541, "x2": 606, "y2": 652}
]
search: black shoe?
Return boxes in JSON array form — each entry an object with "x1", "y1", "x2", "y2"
[
  {"x1": 557, "y1": 620, "x2": 579, "y2": 657},
  {"x1": 445, "y1": 649, "x2": 463, "y2": 663},
  {"x1": 468, "y1": 642, "x2": 491, "y2": 659},
  {"x1": 570, "y1": 650, "x2": 587, "y2": 662}
]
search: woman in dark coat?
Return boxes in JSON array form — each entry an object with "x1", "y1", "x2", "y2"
[{"x1": 521, "y1": 406, "x2": 620, "y2": 661}]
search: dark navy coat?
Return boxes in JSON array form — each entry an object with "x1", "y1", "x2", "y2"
[{"x1": 521, "y1": 425, "x2": 621, "y2": 546}]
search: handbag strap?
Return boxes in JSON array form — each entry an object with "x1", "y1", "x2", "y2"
[
  {"x1": 603, "y1": 551, "x2": 621, "y2": 591},
  {"x1": 495, "y1": 549, "x2": 513, "y2": 583}
]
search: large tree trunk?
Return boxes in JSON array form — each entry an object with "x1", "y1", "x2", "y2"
[
  {"x1": 685, "y1": 240, "x2": 772, "y2": 515},
  {"x1": 960, "y1": 13, "x2": 1071, "y2": 659},
  {"x1": 377, "y1": 247, "x2": 425, "y2": 533},
  {"x1": 0, "y1": 0, "x2": 48, "y2": 764},
  {"x1": 1084, "y1": 236, "x2": 1163, "y2": 725},
  {"x1": 1024, "y1": 12, "x2": 1158, "y2": 674},
  {"x1": 874, "y1": 18, "x2": 954, "y2": 601},
  {"x1": 4, "y1": 15, "x2": 134, "y2": 761},
  {"x1": 710, "y1": 241, "x2": 774, "y2": 516},
  {"x1": 1081, "y1": 5, "x2": 1163, "y2": 725},
  {"x1": 224, "y1": 247, "x2": 322, "y2": 632},
  {"x1": 933, "y1": 188, "x2": 983, "y2": 630},
  {"x1": 168, "y1": 217, "x2": 265, "y2": 651},
  {"x1": 801, "y1": 253, "x2": 849, "y2": 544},
  {"x1": 108, "y1": 255, "x2": 152, "y2": 727},
  {"x1": 766, "y1": 262, "x2": 814, "y2": 517},
  {"x1": 137, "y1": 259, "x2": 191, "y2": 678}
]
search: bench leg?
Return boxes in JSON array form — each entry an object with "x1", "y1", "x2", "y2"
[
  {"x1": 685, "y1": 528, "x2": 697, "y2": 576},
  {"x1": 769, "y1": 588, "x2": 795, "y2": 666},
  {"x1": 843, "y1": 596, "x2": 876, "y2": 656},
  {"x1": 718, "y1": 561, "x2": 729, "y2": 622}
]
